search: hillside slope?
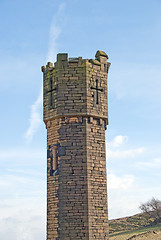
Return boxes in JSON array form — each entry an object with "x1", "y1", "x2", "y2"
[{"x1": 109, "y1": 212, "x2": 161, "y2": 240}]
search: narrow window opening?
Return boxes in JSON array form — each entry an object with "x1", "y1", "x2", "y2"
[
  {"x1": 49, "y1": 77, "x2": 53, "y2": 107},
  {"x1": 52, "y1": 147, "x2": 57, "y2": 172},
  {"x1": 104, "y1": 120, "x2": 107, "y2": 130},
  {"x1": 93, "y1": 117, "x2": 100, "y2": 125},
  {"x1": 50, "y1": 147, "x2": 57, "y2": 176},
  {"x1": 47, "y1": 76, "x2": 57, "y2": 109},
  {"x1": 96, "y1": 79, "x2": 99, "y2": 104},
  {"x1": 104, "y1": 64, "x2": 107, "y2": 72}
]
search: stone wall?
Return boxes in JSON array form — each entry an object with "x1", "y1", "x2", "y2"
[{"x1": 42, "y1": 51, "x2": 110, "y2": 240}]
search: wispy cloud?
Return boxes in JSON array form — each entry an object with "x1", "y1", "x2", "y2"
[
  {"x1": 107, "y1": 147, "x2": 145, "y2": 160},
  {"x1": 0, "y1": 167, "x2": 46, "y2": 240},
  {"x1": 24, "y1": 88, "x2": 42, "y2": 142},
  {"x1": 108, "y1": 173, "x2": 134, "y2": 190},
  {"x1": 0, "y1": 147, "x2": 45, "y2": 168},
  {"x1": 106, "y1": 135, "x2": 145, "y2": 160},
  {"x1": 24, "y1": 3, "x2": 66, "y2": 142},
  {"x1": 47, "y1": 2, "x2": 66, "y2": 62},
  {"x1": 135, "y1": 158, "x2": 161, "y2": 169},
  {"x1": 0, "y1": 198, "x2": 45, "y2": 240},
  {"x1": 108, "y1": 135, "x2": 128, "y2": 147}
]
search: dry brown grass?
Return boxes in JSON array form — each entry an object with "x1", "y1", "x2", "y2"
[
  {"x1": 110, "y1": 230, "x2": 161, "y2": 240},
  {"x1": 109, "y1": 212, "x2": 161, "y2": 240},
  {"x1": 109, "y1": 213, "x2": 155, "y2": 235}
]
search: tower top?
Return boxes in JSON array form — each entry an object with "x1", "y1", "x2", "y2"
[
  {"x1": 42, "y1": 51, "x2": 110, "y2": 125},
  {"x1": 41, "y1": 50, "x2": 110, "y2": 72}
]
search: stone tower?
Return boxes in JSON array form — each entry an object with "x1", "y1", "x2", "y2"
[{"x1": 42, "y1": 50, "x2": 110, "y2": 240}]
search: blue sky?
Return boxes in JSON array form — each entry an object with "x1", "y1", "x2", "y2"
[{"x1": 0, "y1": 0, "x2": 161, "y2": 239}]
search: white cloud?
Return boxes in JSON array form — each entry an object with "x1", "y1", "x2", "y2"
[
  {"x1": 106, "y1": 136, "x2": 145, "y2": 160},
  {"x1": 108, "y1": 173, "x2": 134, "y2": 190},
  {"x1": 47, "y1": 2, "x2": 66, "y2": 62},
  {"x1": 108, "y1": 135, "x2": 128, "y2": 147},
  {"x1": 108, "y1": 183, "x2": 161, "y2": 220},
  {"x1": 24, "y1": 3, "x2": 66, "y2": 142},
  {"x1": 0, "y1": 147, "x2": 45, "y2": 161},
  {"x1": 108, "y1": 192, "x2": 140, "y2": 220},
  {"x1": 0, "y1": 198, "x2": 46, "y2": 240},
  {"x1": 24, "y1": 87, "x2": 43, "y2": 142},
  {"x1": 0, "y1": 170, "x2": 46, "y2": 240},
  {"x1": 107, "y1": 147, "x2": 145, "y2": 159},
  {"x1": 0, "y1": 147, "x2": 46, "y2": 170},
  {"x1": 47, "y1": 24, "x2": 61, "y2": 63},
  {"x1": 108, "y1": 176, "x2": 139, "y2": 219},
  {"x1": 7, "y1": 168, "x2": 43, "y2": 176},
  {"x1": 0, "y1": 166, "x2": 46, "y2": 199},
  {"x1": 136, "y1": 158, "x2": 161, "y2": 169}
]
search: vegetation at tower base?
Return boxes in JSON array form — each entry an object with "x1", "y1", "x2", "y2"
[
  {"x1": 109, "y1": 212, "x2": 161, "y2": 240},
  {"x1": 139, "y1": 197, "x2": 161, "y2": 224}
]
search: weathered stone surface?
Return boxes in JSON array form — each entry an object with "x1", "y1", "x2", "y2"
[
  {"x1": 95, "y1": 50, "x2": 109, "y2": 60},
  {"x1": 42, "y1": 51, "x2": 110, "y2": 240}
]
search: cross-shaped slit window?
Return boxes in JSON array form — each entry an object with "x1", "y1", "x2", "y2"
[
  {"x1": 47, "y1": 76, "x2": 57, "y2": 109},
  {"x1": 91, "y1": 78, "x2": 103, "y2": 105}
]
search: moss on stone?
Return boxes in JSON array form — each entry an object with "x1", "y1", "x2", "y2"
[{"x1": 89, "y1": 59, "x2": 101, "y2": 66}]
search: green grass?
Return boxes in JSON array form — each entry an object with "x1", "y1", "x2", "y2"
[{"x1": 110, "y1": 223, "x2": 161, "y2": 237}]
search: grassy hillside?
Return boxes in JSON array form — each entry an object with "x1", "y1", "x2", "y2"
[{"x1": 109, "y1": 212, "x2": 161, "y2": 240}]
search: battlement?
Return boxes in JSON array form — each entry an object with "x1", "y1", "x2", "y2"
[
  {"x1": 42, "y1": 50, "x2": 110, "y2": 72},
  {"x1": 42, "y1": 51, "x2": 110, "y2": 125}
]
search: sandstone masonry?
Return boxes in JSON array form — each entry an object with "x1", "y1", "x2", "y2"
[{"x1": 42, "y1": 50, "x2": 111, "y2": 240}]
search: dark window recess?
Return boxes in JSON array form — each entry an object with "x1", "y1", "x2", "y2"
[
  {"x1": 88, "y1": 117, "x2": 90, "y2": 124},
  {"x1": 49, "y1": 77, "x2": 53, "y2": 107},
  {"x1": 47, "y1": 76, "x2": 57, "y2": 109},
  {"x1": 104, "y1": 120, "x2": 107, "y2": 130},
  {"x1": 57, "y1": 146, "x2": 66, "y2": 156},
  {"x1": 83, "y1": 117, "x2": 86, "y2": 123},
  {"x1": 47, "y1": 143, "x2": 66, "y2": 176},
  {"x1": 61, "y1": 60, "x2": 66, "y2": 68},
  {"x1": 104, "y1": 64, "x2": 107, "y2": 72},
  {"x1": 91, "y1": 78, "x2": 103, "y2": 105},
  {"x1": 96, "y1": 79, "x2": 99, "y2": 104},
  {"x1": 93, "y1": 118, "x2": 100, "y2": 125},
  {"x1": 49, "y1": 147, "x2": 57, "y2": 176}
]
